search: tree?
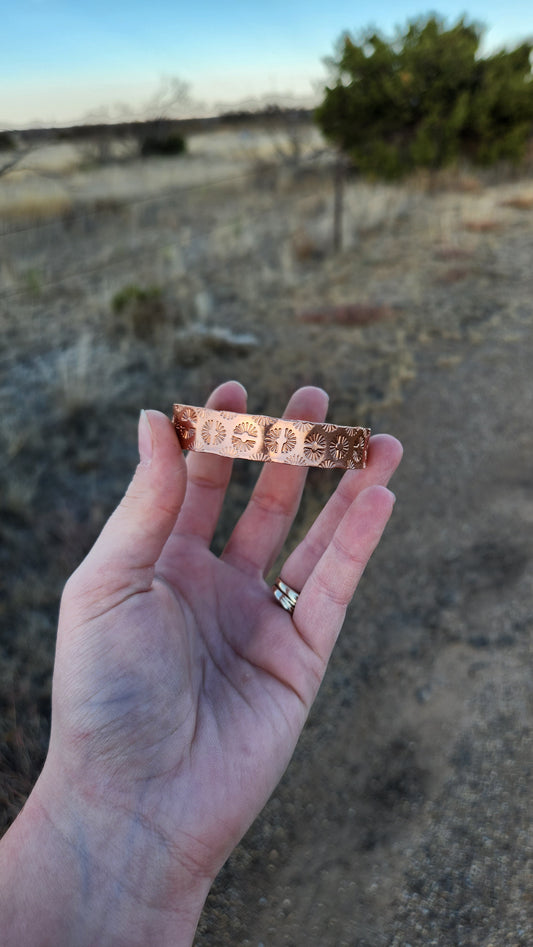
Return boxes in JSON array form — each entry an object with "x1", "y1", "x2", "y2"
[{"x1": 315, "y1": 15, "x2": 533, "y2": 178}]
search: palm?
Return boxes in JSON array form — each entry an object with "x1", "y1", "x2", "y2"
[
  {"x1": 55, "y1": 546, "x2": 312, "y2": 872},
  {"x1": 49, "y1": 382, "x2": 401, "y2": 882}
]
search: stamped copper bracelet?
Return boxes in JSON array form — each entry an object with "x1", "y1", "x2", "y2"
[{"x1": 172, "y1": 404, "x2": 370, "y2": 470}]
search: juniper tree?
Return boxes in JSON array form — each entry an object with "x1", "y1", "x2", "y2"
[{"x1": 315, "y1": 15, "x2": 533, "y2": 178}]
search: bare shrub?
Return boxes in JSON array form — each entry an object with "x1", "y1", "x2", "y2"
[
  {"x1": 0, "y1": 131, "x2": 17, "y2": 152},
  {"x1": 138, "y1": 127, "x2": 186, "y2": 158},
  {"x1": 291, "y1": 228, "x2": 325, "y2": 262},
  {"x1": 110, "y1": 284, "x2": 168, "y2": 341}
]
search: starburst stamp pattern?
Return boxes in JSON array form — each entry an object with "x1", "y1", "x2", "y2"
[
  {"x1": 173, "y1": 405, "x2": 370, "y2": 469},
  {"x1": 175, "y1": 406, "x2": 197, "y2": 448},
  {"x1": 292, "y1": 419, "x2": 314, "y2": 434},
  {"x1": 232, "y1": 421, "x2": 258, "y2": 452},
  {"x1": 330, "y1": 434, "x2": 350, "y2": 462},
  {"x1": 264, "y1": 425, "x2": 297, "y2": 455},
  {"x1": 264, "y1": 426, "x2": 282, "y2": 454},
  {"x1": 303, "y1": 431, "x2": 327, "y2": 463},
  {"x1": 281, "y1": 428, "x2": 297, "y2": 453},
  {"x1": 201, "y1": 418, "x2": 226, "y2": 446}
]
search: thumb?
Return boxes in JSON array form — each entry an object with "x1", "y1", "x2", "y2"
[{"x1": 73, "y1": 409, "x2": 187, "y2": 597}]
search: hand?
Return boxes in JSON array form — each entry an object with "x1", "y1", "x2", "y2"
[{"x1": 0, "y1": 381, "x2": 402, "y2": 946}]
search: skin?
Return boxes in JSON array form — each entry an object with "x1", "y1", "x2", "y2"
[{"x1": 0, "y1": 381, "x2": 402, "y2": 946}]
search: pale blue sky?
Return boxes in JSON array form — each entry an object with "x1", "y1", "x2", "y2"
[{"x1": 2, "y1": 0, "x2": 532, "y2": 128}]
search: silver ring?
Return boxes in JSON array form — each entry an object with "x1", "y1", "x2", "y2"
[{"x1": 272, "y1": 577, "x2": 300, "y2": 615}]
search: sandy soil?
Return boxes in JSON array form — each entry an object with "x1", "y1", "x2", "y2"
[{"x1": 1, "y1": 131, "x2": 532, "y2": 944}]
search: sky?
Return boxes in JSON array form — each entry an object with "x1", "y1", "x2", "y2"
[{"x1": 2, "y1": 0, "x2": 533, "y2": 129}]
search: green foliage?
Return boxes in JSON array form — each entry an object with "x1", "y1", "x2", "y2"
[
  {"x1": 315, "y1": 15, "x2": 533, "y2": 178},
  {"x1": 111, "y1": 284, "x2": 165, "y2": 340},
  {"x1": 0, "y1": 131, "x2": 16, "y2": 151},
  {"x1": 139, "y1": 129, "x2": 186, "y2": 158},
  {"x1": 22, "y1": 268, "x2": 43, "y2": 298}
]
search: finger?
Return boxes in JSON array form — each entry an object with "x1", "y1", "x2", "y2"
[
  {"x1": 222, "y1": 386, "x2": 329, "y2": 577},
  {"x1": 69, "y1": 410, "x2": 187, "y2": 602},
  {"x1": 280, "y1": 434, "x2": 402, "y2": 592},
  {"x1": 173, "y1": 380, "x2": 247, "y2": 545},
  {"x1": 293, "y1": 485, "x2": 396, "y2": 661}
]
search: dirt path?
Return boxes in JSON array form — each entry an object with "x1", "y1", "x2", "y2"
[{"x1": 196, "y1": 224, "x2": 533, "y2": 945}]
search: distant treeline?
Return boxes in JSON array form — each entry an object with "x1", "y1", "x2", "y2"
[{"x1": 4, "y1": 106, "x2": 314, "y2": 145}]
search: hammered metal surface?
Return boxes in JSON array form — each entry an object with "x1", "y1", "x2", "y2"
[{"x1": 172, "y1": 405, "x2": 370, "y2": 469}]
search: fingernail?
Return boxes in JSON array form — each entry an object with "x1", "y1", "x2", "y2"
[
  {"x1": 138, "y1": 409, "x2": 153, "y2": 465},
  {"x1": 299, "y1": 385, "x2": 329, "y2": 400}
]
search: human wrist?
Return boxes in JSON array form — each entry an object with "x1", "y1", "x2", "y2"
[{"x1": 0, "y1": 763, "x2": 212, "y2": 947}]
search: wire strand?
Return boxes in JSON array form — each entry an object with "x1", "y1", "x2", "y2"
[
  {"x1": 0, "y1": 177, "x2": 324, "y2": 304},
  {"x1": 0, "y1": 166, "x2": 264, "y2": 239}
]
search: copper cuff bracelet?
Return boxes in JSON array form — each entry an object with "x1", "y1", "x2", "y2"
[{"x1": 173, "y1": 404, "x2": 370, "y2": 470}]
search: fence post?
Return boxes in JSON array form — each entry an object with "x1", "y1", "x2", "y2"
[{"x1": 333, "y1": 154, "x2": 345, "y2": 253}]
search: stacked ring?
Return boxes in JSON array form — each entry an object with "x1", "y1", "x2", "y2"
[{"x1": 272, "y1": 577, "x2": 300, "y2": 615}]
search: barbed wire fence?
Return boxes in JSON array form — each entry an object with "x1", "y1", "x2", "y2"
[{"x1": 0, "y1": 154, "x2": 337, "y2": 307}]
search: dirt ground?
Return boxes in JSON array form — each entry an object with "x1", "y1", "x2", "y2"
[
  {"x1": 1, "y1": 130, "x2": 532, "y2": 943},
  {"x1": 195, "y1": 203, "x2": 533, "y2": 947}
]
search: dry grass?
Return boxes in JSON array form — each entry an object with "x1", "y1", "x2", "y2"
[
  {"x1": 409, "y1": 166, "x2": 485, "y2": 194},
  {"x1": 2, "y1": 121, "x2": 533, "y2": 943},
  {"x1": 0, "y1": 186, "x2": 73, "y2": 222},
  {"x1": 39, "y1": 333, "x2": 132, "y2": 418},
  {"x1": 291, "y1": 228, "x2": 325, "y2": 262}
]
